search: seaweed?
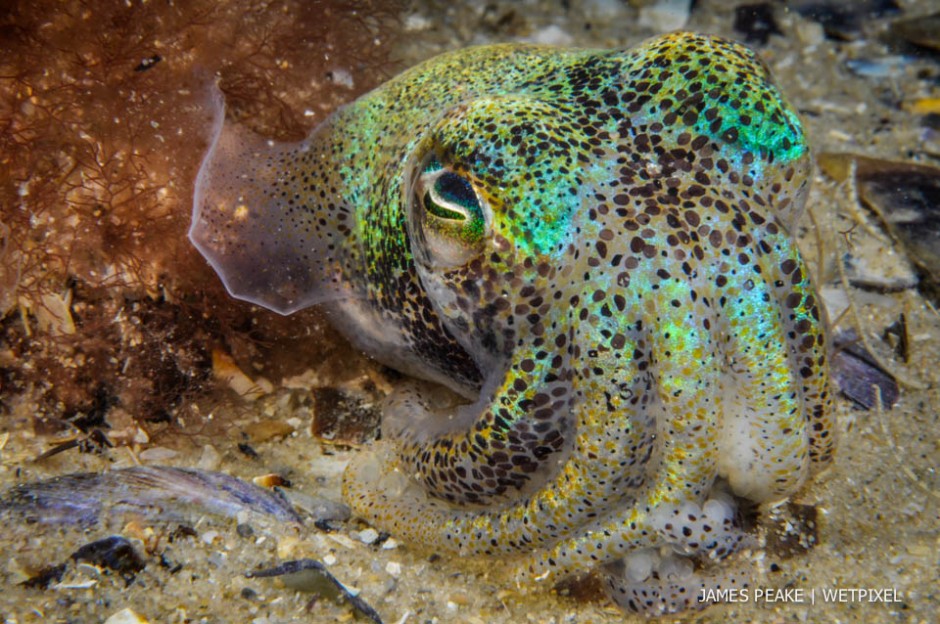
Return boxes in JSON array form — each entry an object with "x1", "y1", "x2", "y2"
[{"x1": 0, "y1": 0, "x2": 404, "y2": 447}]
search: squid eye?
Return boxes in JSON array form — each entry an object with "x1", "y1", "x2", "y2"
[
  {"x1": 419, "y1": 157, "x2": 484, "y2": 226},
  {"x1": 411, "y1": 154, "x2": 489, "y2": 269},
  {"x1": 425, "y1": 172, "x2": 480, "y2": 221}
]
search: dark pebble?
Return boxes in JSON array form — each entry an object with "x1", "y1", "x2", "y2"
[
  {"x1": 791, "y1": 0, "x2": 901, "y2": 41},
  {"x1": 733, "y1": 3, "x2": 782, "y2": 45}
]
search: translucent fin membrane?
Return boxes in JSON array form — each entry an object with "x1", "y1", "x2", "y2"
[{"x1": 190, "y1": 91, "x2": 353, "y2": 315}]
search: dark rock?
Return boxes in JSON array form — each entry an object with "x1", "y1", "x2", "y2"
[
  {"x1": 733, "y1": 3, "x2": 782, "y2": 45},
  {"x1": 791, "y1": 0, "x2": 901, "y2": 41},
  {"x1": 890, "y1": 12, "x2": 940, "y2": 52},
  {"x1": 764, "y1": 502, "x2": 819, "y2": 558},
  {"x1": 71, "y1": 535, "x2": 146, "y2": 581}
]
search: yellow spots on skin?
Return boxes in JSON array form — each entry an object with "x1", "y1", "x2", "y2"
[{"x1": 323, "y1": 32, "x2": 835, "y2": 616}]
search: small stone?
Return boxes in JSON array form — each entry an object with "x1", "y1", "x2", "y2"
[
  {"x1": 236, "y1": 523, "x2": 255, "y2": 538},
  {"x1": 795, "y1": 20, "x2": 825, "y2": 46},
  {"x1": 71, "y1": 536, "x2": 145, "y2": 580},
  {"x1": 844, "y1": 56, "x2": 912, "y2": 79},
  {"x1": 524, "y1": 25, "x2": 574, "y2": 47},
  {"x1": 385, "y1": 561, "x2": 402, "y2": 577},
  {"x1": 196, "y1": 444, "x2": 221, "y2": 471},
  {"x1": 638, "y1": 0, "x2": 692, "y2": 31},
  {"x1": 138, "y1": 446, "x2": 179, "y2": 462},
  {"x1": 104, "y1": 608, "x2": 149, "y2": 624},
  {"x1": 328, "y1": 68, "x2": 354, "y2": 89},
  {"x1": 356, "y1": 528, "x2": 380, "y2": 545},
  {"x1": 326, "y1": 533, "x2": 358, "y2": 549},
  {"x1": 244, "y1": 420, "x2": 295, "y2": 443},
  {"x1": 284, "y1": 490, "x2": 351, "y2": 523},
  {"x1": 403, "y1": 13, "x2": 431, "y2": 31},
  {"x1": 448, "y1": 592, "x2": 470, "y2": 606}
]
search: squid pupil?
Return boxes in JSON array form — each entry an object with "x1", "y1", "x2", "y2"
[{"x1": 434, "y1": 173, "x2": 479, "y2": 216}]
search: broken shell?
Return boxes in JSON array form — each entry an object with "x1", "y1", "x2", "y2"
[
  {"x1": 0, "y1": 466, "x2": 303, "y2": 527},
  {"x1": 252, "y1": 473, "x2": 292, "y2": 489},
  {"x1": 244, "y1": 419, "x2": 296, "y2": 443},
  {"x1": 818, "y1": 153, "x2": 940, "y2": 297},
  {"x1": 890, "y1": 11, "x2": 940, "y2": 51},
  {"x1": 247, "y1": 559, "x2": 383, "y2": 623},
  {"x1": 103, "y1": 608, "x2": 150, "y2": 624},
  {"x1": 831, "y1": 329, "x2": 901, "y2": 410},
  {"x1": 212, "y1": 349, "x2": 274, "y2": 401}
]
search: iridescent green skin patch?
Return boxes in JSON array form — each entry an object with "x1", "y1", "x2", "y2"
[{"x1": 191, "y1": 32, "x2": 834, "y2": 615}]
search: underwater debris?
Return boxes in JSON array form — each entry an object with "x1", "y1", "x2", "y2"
[
  {"x1": 22, "y1": 535, "x2": 145, "y2": 589},
  {"x1": 20, "y1": 563, "x2": 67, "y2": 590},
  {"x1": 0, "y1": 466, "x2": 303, "y2": 527},
  {"x1": 733, "y1": 3, "x2": 781, "y2": 45},
  {"x1": 791, "y1": 0, "x2": 901, "y2": 40},
  {"x1": 763, "y1": 502, "x2": 819, "y2": 559},
  {"x1": 243, "y1": 419, "x2": 296, "y2": 443},
  {"x1": 37, "y1": 428, "x2": 115, "y2": 461},
  {"x1": 246, "y1": 559, "x2": 383, "y2": 624},
  {"x1": 70, "y1": 535, "x2": 146, "y2": 584},
  {"x1": 134, "y1": 55, "x2": 162, "y2": 72},
  {"x1": 882, "y1": 314, "x2": 910, "y2": 362},
  {"x1": 831, "y1": 329, "x2": 901, "y2": 410},
  {"x1": 839, "y1": 235, "x2": 919, "y2": 293},
  {"x1": 890, "y1": 11, "x2": 940, "y2": 52},
  {"x1": 211, "y1": 348, "x2": 274, "y2": 401},
  {"x1": 844, "y1": 55, "x2": 915, "y2": 79},
  {"x1": 818, "y1": 153, "x2": 940, "y2": 300},
  {"x1": 310, "y1": 386, "x2": 382, "y2": 446}
]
